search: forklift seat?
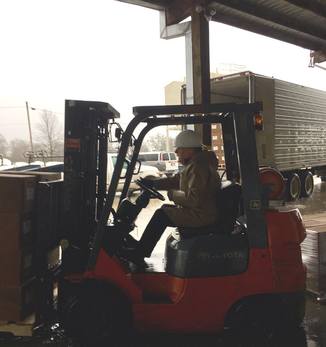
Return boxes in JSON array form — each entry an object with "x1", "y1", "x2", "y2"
[
  {"x1": 177, "y1": 181, "x2": 242, "y2": 237},
  {"x1": 216, "y1": 181, "x2": 242, "y2": 233},
  {"x1": 164, "y1": 182, "x2": 248, "y2": 278},
  {"x1": 165, "y1": 231, "x2": 248, "y2": 278}
]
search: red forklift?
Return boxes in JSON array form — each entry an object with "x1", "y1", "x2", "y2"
[{"x1": 58, "y1": 101, "x2": 306, "y2": 345}]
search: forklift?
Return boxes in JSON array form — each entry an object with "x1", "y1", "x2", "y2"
[{"x1": 58, "y1": 101, "x2": 306, "y2": 345}]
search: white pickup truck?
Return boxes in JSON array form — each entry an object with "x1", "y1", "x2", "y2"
[{"x1": 107, "y1": 153, "x2": 163, "y2": 195}]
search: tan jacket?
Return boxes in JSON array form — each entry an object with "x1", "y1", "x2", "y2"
[{"x1": 154, "y1": 150, "x2": 221, "y2": 227}]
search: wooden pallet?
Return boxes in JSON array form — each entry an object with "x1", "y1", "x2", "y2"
[{"x1": 0, "y1": 314, "x2": 35, "y2": 336}]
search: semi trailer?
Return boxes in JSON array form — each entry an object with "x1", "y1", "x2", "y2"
[{"x1": 188, "y1": 72, "x2": 326, "y2": 200}]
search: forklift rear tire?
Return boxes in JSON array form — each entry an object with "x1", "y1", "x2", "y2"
[
  {"x1": 61, "y1": 279, "x2": 132, "y2": 346},
  {"x1": 224, "y1": 292, "x2": 305, "y2": 334}
]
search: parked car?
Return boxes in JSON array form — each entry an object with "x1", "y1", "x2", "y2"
[
  {"x1": 108, "y1": 153, "x2": 163, "y2": 195},
  {"x1": 138, "y1": 151, "x2": 178, "y2": 176}
]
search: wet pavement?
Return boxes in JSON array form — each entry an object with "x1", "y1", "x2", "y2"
[
  {"x1": 0, "y1": 326, "x2": 313, "y2": 346},
  {"x1": 288, "y1": 177, "x2": 326, "y2": 216},
  {"x1": 1, "y1": 178, "x2": 326, "y2": 347}
]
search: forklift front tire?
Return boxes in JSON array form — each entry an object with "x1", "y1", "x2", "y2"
[{"x1": 61, "y1": 279, "x2": 132, "y2": 346}]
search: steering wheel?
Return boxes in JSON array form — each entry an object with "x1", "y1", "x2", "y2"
[{"x1": 135, "y1": 179, "x2": 165, "y2": 201}]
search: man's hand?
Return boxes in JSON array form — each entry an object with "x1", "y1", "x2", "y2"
[{"x1": 167, "y1": 189, "x2": 174, "y2": 201}]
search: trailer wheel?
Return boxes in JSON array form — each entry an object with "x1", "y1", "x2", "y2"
[
  {"x1": 286, "y1": 173, "x2": 301, "y2": 201},
  {"x1": 62, "y1": 279, "x2": 132, "y2": 346},
  {"x1": 300, "y1": 171, "x2": 314, "y2": 198}
]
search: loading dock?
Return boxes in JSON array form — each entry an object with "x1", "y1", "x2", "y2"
[{"x1": 1, "y1": 0, "x2": 326, "y2": 345}]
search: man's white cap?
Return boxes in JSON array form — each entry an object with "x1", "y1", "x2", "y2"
[{"x1": 174, "y1": 130, "x2": 202, "y2": 148}]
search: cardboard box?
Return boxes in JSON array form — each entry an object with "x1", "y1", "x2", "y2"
[
  {"x1": 0, "y1": 213, "x2": 35, "y2": 286},
  {"x1": 0, "y1": 175, "x2": 37, "y2": 213},
  {"x1": 0, "y1": 247, "x2": 34, "y2": 287},
  {"x1": 0, "y1": 278, "x2": 35, "y2": 322},
  {"x1": 0, "y1": 212, "x2": 35, "y2": 250}
]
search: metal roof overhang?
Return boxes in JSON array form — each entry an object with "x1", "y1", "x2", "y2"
[{"x1": 116, "y1": 0, "x2": 326, "y2": 61}]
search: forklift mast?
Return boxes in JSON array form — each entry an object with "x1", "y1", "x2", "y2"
[
  {"x1": 87, "y1": 103, "x2": 267, "y2": 270},
  {"x1": 61, "y1": 100, "x2": 119, "y2": 273}
]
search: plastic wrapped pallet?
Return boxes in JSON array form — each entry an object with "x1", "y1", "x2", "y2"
[
  {"x1": 35, "y1": 179, "x2": 63, "y2": 255},
  {"x1": 0, "y1": 175, "x2": 39, "y2": 322},
  {"x1": 301, "y1": 226, "x2": 326, "y2": 296}
]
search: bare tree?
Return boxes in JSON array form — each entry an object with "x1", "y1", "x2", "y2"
[
  {"x1": 9, "y1": 139, "x2": 30, "y2": 162},
  {"x1": 0, "y1": 133, "x2": 8, "y2": 156},
  {"x1": 141, "y1": 133, "x2": 174, "y2": 152},
  {"x1": 36, "y1": 110, "x2": 63, "y2": 157}
]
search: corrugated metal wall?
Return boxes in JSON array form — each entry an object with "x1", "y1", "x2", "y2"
[{"x1": 274, "y1": 80, "x2": 326, "y2": 170}]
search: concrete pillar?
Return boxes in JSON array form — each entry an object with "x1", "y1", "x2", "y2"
[{"x1": 185, "y1": 9, "x2": 211, "y2": 147}]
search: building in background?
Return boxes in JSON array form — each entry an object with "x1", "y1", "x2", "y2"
[
  {"x1": 164, "y1": 81, "x2": 184, "y2": 151},
  {"x1": 164, "y1": 81, "x2": 184, "y2": 105},
  {"x1": 164, "y1": 65, "x2": 246, "y2": 166}
]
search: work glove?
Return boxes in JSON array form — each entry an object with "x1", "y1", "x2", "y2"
[{"x1": 167, "y1": 189, "x2": 174, "y2": 201}]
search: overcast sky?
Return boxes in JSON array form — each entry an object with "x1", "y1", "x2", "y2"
[{"x1": 0, "y1": 0, "x2": 325, "y2": 142}]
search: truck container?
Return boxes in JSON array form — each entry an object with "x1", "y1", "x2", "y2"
[{"x1": 208, "y1": 71, "x2": 326, "y2": 200}]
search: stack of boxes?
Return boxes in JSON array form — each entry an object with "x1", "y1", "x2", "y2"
[
  {"x1": 0, "y1": 174, "x2": 38, "y2": 321},
  {"x1": 301, "y1": 225, "x2": 326, "y2": 297},
  {"x1": 0, "y1": 172, "x2": 62, "y2": 322}
]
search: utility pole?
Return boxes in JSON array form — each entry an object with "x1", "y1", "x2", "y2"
[{"x1": 25, "y1": 101, "x2": 34, "y2": 153}]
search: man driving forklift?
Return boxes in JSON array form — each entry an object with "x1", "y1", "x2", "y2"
[{"x1": 121, "y1": 129, "x2": 221, "y2": 266}]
